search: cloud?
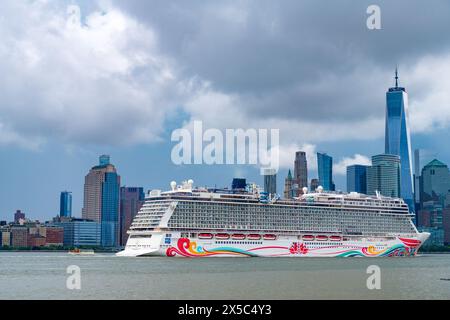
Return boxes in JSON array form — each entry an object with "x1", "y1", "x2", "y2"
[
  {"x1": 334, "y1": 154, "x2": 371, "y2": 175},
  {"x1": 114, "y1": 0, "x2": 450, "y2": 135},
  {"x1": 407, "y1": 54, "x2": 450, "y2": 133},
  {"x1": 1, "y1": 0, "x2": 450, "y2": 153},
  {"x1": 0, "y1": 1, "x2": 185, "y2": 148},
  {"x1": 0, "y1": 122, "x2": 43, "y2": 150}
]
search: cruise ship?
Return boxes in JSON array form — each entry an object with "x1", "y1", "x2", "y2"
[{"x1": 117, "y1": 180, "x2": 429, "y2": 258}]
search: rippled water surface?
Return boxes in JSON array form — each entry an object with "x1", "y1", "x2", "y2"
[{"x1": 0, "y1": 252, "x2": 449, "y2": 299}]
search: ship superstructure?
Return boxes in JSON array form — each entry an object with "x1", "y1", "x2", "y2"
[{"x1": 117, "y1": 180, "x2": 429, "y2": 257}]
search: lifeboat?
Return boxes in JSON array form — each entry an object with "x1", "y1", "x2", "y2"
[
  {"x1": 263, "y1": 234, "x2": 277, "y2": 240},
  {"x1": 231, "y1": 234, "x2": 246, "y2": 240},
  {"x1": 302, "y1": 235, "x2": 315, "y2": 241},
  {"x1": 198, "y1": 233, "x2": 213, "y2": 239},
  {"x1": 330, "y1": 235, "x2": 342, "y2": 241},
  {"x1": 215, "y1": 233, "x2": 230, "y2": 240},
  {"x1": 316, "y1": 235, "x2": 328, "y2": 241},
  {"x1": 247, "y1": 234, "x2": 261, "y2": 240}
]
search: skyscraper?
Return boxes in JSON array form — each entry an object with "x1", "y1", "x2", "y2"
[
  {"x1": 14, "y1": 210, "x2": 25, "y2": 224},
  {"x1": 385, "y1": 69, "x2": 414, "y2": 211},
  {"x1": 59, "y1": 191, "x2": 72, "y2": 218},
  {"x1": 417, "y1": 159, "x2": 450, "y2": 246},
  {"x1": 294, "y1": 151, "x2": 308, "y2": 192},
  {"x1": 366, "y1": 154, "x2": 401, "y2": 198},
  {"x1": 263, "y1": 168, "x2": 277, "y2": 196},
  {"x1": 421, "y1": 159, "x2": 450, "y2": 201},
  {"x1": 346, "y1": 165, "x2": 368, "y2": 194},
  {"x1": 120, "y1": 187, "x2": 145, "y2": 246},
  {"x1": 317, "y1": 153, "x2": 335, "y2": 191},
  {"x1": 414, "y1": 149, "x2": 421, "y2": 211},
  {"x1": 82, "y1": 155, "x2": 121, "y2": 247},
  {"x1": 284, "y1": 170, "x2": 293, "y2": 199}
]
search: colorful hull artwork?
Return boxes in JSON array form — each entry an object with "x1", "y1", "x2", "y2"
[{"x1": 164, "y1": 237, "x2": 422, "y2": 258}]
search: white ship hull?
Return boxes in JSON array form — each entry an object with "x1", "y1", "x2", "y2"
[{"x1": 117, "y1": 231, "x2": 430, "y2": 258}]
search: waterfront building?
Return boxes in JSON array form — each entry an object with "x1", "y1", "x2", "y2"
[
  {"x1": 317, "y1": 153, "x2": 335, "y2": 191},
  {"x1": 1, "y1": 231, "x2": 11, "y2": 247},
  {"x1": 82, "y1": 155, "x2": 121, "y2": 247},
  {"x1": 11, "y1": 227, "x2": 28, "y2": 247},
  {"x1": 14, "y1": 210, "x2": 25, "y2": 224},
  {"x1": 28, "y1": 235, "x2": 46, "y2": 247},
  {"x1": 44, "y1": 227, "x2": 64, "y2": 246},
  {"x1": 294, "y1": 151, "x2": 308, "y2": 192},
  {"x1": 283, "y1": 170, "x2": 293, "y2": 199},
  {"x1": 120, "y1": 187, "x2": 145, "y2": 247},
  {"x1": 346, "y1": 165, "x2": 368, "y2": 194},
  {"x1": 367, "y1": 154, "x2": 401, "y2": 198},
  {"x1": 263, "y1": 168, "x2": 277, "y2": 196},
  {"x1": 385, "y1": 69, "x2": 414, "y2": 211},
  {"x1": 57, "y1": 219, "x2": 101, "y2": 247},
  {"x1": 59, "y1": 191, "x2": 72, "y2": 218}
]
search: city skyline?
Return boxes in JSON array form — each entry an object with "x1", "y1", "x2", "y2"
[{"x1": 1, "y1": 0, "x2": 450, "y2": 221}]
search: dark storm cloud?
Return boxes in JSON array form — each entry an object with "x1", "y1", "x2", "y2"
[{"x1": 113, "y1": 0, "x2": 450, "y2": 121}]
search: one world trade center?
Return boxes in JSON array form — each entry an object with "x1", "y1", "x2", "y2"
[{"x1": 385, "y1": 69, "x2": 414, "y2": 212}]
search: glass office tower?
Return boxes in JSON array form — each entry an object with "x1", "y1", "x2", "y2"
[
  {"x1": 82, "y1": 155, "x2": 121, "y2": 247},
  {"x1": 317, "y1": 153, "x2": 335, "y2": 191},
  {"x1": 101, "y1": 171, "x2": 121, "y2": 247},
  {"x1": 59, "y1": 191, "x2": 72, "y2": 218},
  {"x1": 385, "y1": 69, "x2": 414, "y2": 212},
  {"x1": 294, "y1": 151, "x2": 308, "y2": 189},
  {"x1": 263, "y1": 168, "x2": 277, "y2": 196},
  {"x1": 346, "y1": 165, "x2": 368, "y2": 194},
  {"x1": 367, "y1": 154, "x2": 401, "y2": 198}
]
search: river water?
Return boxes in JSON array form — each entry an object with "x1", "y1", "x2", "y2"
[{"x1": 0, "y1": 252, "x2": 449, "y2": 299}]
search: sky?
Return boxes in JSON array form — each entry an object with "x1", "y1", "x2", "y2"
[{"x1": 1, "y1": 0, "x2": 450, "y2": 221}]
